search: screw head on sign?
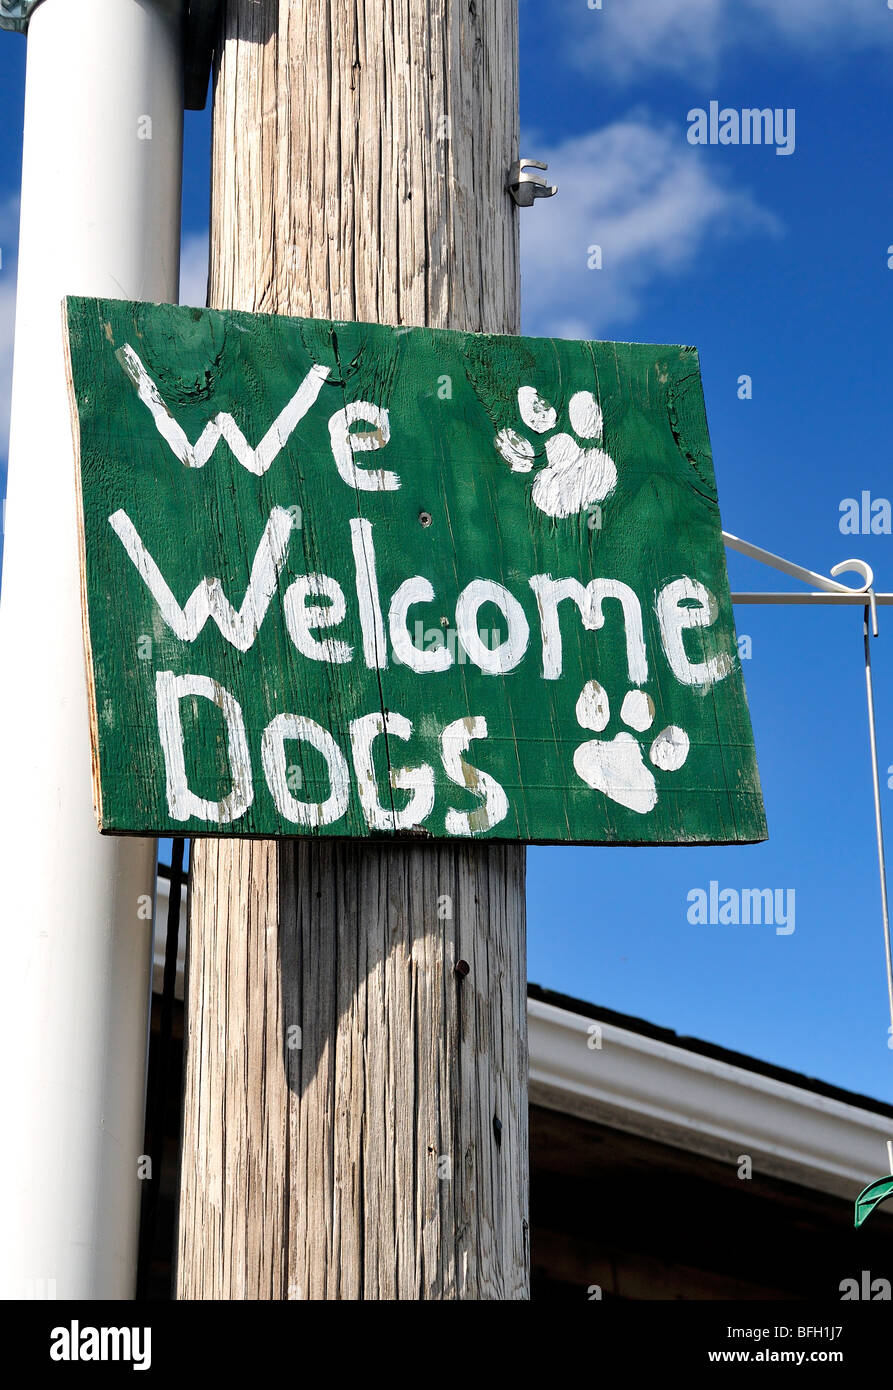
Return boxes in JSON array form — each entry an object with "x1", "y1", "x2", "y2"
[{"x1": 454, "y1": 959, "x2": 470, "y2": 977}]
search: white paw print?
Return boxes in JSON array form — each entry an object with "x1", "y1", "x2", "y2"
[
  {"x1": 572, "y1": 679, "x2": 690, "y2": 814},
  {"x1": 495, "y1": 385, "x2": 617, "y2": 519}
]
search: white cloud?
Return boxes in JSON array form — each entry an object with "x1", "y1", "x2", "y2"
[
  {"x1": 560, "y1": 0, "x2": 893, "y2": 82},
  {"x1": 748, "y1": 0, "x2": 891, "y2": 46},
  {"x1": 521, "y1": 119, "x2": 781, "y2": 339},
  {"x1": 179, "y1": 230, "x2": 209, "y2": 308}
]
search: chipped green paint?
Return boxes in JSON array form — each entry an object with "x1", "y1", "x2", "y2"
[{"x1": 64, "y1": 296, "x2": 765, "y2": 844}]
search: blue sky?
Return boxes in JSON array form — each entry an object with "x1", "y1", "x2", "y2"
[{"x1": 2, "y1": 0, "x2": 893, "y2": 1104}]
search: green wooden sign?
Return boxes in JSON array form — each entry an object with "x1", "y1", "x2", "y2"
[{"x1": 64, "y1": 296, "x2": 765, "y2": 844}]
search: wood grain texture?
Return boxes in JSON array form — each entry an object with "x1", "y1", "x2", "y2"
[
  {"x1": 179, "y1": 838, "x2": 528, "y2": 1298},
  {"x1": 177, "y1": 0, "x2": 530, "y2": 1299}
]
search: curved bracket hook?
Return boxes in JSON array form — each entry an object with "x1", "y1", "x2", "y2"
[
  {"x1": 830, "y1": 559, "x2": 874, "y2": 593},
  {"x1": 723, "y1": 532, "x2": 877, "y2": 598}
]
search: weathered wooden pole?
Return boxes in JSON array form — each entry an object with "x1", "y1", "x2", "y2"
[{"x1": 176, "y1": 0, "x2": 529, "y2": 1299}]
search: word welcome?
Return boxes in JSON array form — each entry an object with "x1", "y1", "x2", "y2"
[
  {"x1": 113, "y1": 505, "x2": 731, "y2": 684},
  {"x1": 687, "y1": 103, "x2": 795, "y2": 156},
  {"x1": 686, "y1": 881, "x2": 795, "y2": 935}
]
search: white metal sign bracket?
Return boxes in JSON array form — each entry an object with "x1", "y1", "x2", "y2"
[{"x1": 725, "y1": 529, "x2": 893, "y2": 1129}]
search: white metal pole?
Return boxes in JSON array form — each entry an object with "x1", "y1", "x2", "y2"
[
  {"x1": 0, "y1": 0, "x2": 183, "y2": 1299},
  {"x1": 862, "y1": 607, "x2": 893, "y2": 1045}
]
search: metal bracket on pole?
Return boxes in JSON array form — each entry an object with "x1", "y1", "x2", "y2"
[
  {"x1": 724, "y1": 531, "x2": 893, "y2": 610},
  {"x1": 507, "y1": 159, "x2": 557, "y2": 208},
  {"x1": 184, "y1": 0, "x2": 222, "y2": 110},
  {"x1": 0, "y1": 0, "x2": 44, "y2": 33}
]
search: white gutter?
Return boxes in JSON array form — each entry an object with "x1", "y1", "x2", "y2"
[{"x1": 528, "y1": 997, "x2": 893, "y2": 1203}]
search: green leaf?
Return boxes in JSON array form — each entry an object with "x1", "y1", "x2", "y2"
[{"x1": 854, "y1": 1175, "x2": 893, "y2": 1229}]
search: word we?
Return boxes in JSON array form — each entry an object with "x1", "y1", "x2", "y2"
[
  {"x1": 686, "y1": 881, "x2": 795, "y2": 935},
  {"x1": 687, "y1": 103, "x2": 795, "y2": 156},
  {"x1": 839, "y1": 492, "x2": 892, "y2": 535}
]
